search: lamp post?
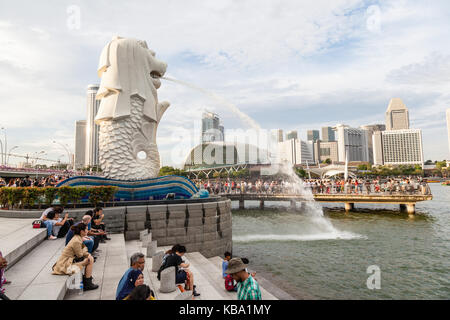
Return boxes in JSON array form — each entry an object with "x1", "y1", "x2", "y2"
[
  {"x1": 32, "y1": 151, "x2": 46, "y2": 179},
  {"x1": 6, "y1": 146, "x2": 18, "y2": 166},
  {"x1": 52, "y1": 141, "x2": 72, "y2": 170},
  {"x1": 0, "y1": 127, "x2": 7, "y2": 166}
]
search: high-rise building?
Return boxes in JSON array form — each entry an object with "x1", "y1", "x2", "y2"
[
  {"x1": 85, "y1": 84, "x2": 101, "y2": 167},
  {"x1": 286, "y1": 130, "x2": 298, "y2": 141},
  {"x1": 202, "y1": 111, "x2": 224, "y2": 143},
  {"x1": 74, "y1": 120, "x2": 86, "y2": 169},
  {"x1": 334, "y1": 124, "x2": 370, "y2": 162},
  {"x1": 314, "y1": 140, "x2": 339, "y2": 163},
  {"x1": 276, "y1": 129, "x2": 284, "y2": 143},
  {"x1": 360, "y1": 124, "x2": 386, "y2": 164},
  {"x1": 373, "y1": 101, "x2": 424, "y2": 167},
  {"x1": 321, "y1": 127, "x2": 335, "y2": 142},
  {"x1": 278, "y1": 138, "x2": 314, "y2": 165},
  {"x1": 385, "y1": 98, "x2": 410, "y2": 130},
  {"x1": 380, "y1": 129, "x2": 424, "y2": 166},
  {"x1": 372, "y1": 131, "x2": 384, "y2": 166},
  {"x1": 307, "y1": 130, "x2": 320, "y2": 142}
]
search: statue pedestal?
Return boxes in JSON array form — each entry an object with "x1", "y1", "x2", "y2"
[{"x1": 56, "y1": 175, "x2": 198, "y2": 201}]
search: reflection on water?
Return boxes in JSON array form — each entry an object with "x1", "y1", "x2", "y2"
[{"x1": 231, "y1": 184, "x2": 450, "y2": 300}]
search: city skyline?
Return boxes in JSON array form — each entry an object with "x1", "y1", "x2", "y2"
[{"x1": 1, "y1": 1, "x2": 450, "y2": 167}]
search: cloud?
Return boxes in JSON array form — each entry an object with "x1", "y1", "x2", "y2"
[{"x1": 1, "y1": 0, "x2": 450, "y2": 166}]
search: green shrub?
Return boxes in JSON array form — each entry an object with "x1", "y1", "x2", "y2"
[
  {"x1": 43, "y1": 187, "x2": 58, "y2": 206},
  {"x1": 57, "y1": 186, "x2": 73, "y2": 207},
  {"x1": 0, "y1": 186, "x2": 119, "y2": 209},
  {"x1": 70, "y1": 187, "x2": 89, "y2": 208},
  {"x1": 8, "y1": 188, "x2": 25, "y2": 209},
  {"x1": 23, "y1": 187, "x2": 44, "y2": 209},
  {"x1": 0, "y1": 188, "x2": 10, "y2": 209}
]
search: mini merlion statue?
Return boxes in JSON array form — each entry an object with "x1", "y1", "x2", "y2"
[{"x1": 95, "y1": 36, "x2": 170, "y2": 180}]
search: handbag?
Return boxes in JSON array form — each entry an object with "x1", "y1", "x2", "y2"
[{"x1": 32, "y1": 220, "x2": 43, "y2": 229}]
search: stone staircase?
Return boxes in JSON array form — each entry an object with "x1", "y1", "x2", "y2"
[
  {"x1": 124, "y1": 237, "x2": 279, "y2": 300},
  {"x1": 1, "y1": 218, "x2": 280, "y2": 300}
]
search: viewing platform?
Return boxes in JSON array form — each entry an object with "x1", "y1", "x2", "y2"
[{"x1": 221, "y1": 192, "x2": 433, "y2": 214}]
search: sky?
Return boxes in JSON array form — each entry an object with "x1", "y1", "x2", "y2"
[{"x1": 1, "y1": 0, "x2": 450, "y2": 168}]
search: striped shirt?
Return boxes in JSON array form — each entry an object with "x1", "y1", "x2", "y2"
[{"x1": 237, "y1": 275, "x2": 262, "y2": 300}]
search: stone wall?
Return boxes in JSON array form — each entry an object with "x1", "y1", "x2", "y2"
[
  {"x1": 0, "y1": 199, "x2": 232, "y2": 257},
  {"x1": 125, "y1": 199, "x2": 232, "y2": 258}
]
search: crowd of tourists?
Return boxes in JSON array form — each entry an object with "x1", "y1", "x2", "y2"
[
  {"x1": 195, "y1": 176, "x2": 431, "y2": 196},
  {"x1": 0, "y1": 170, "x2": 102, "y2": 188},
  {"x1": 0, "y1": 175, "x2": 70, "y2": 188},
  {"x1": 1, "y1": 214, "x2": 262, "y2": 300}
]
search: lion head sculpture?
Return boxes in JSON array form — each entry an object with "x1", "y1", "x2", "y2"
[{"x1": 95, "y1": 36, "x2": 169, "y2": 124}]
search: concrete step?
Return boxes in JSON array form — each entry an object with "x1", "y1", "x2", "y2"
[
  {"x1": 185, "y1": 252, "x2": 234, "y2": 300},
  {"x1": 208, "y1": 256, "x2": 278, "y2": 300},
  {"x1": 64, "y1": 234, "x2": 129, "y2": 300},
  {"x1": 125, "y1": 241, "x2": 182, "y2": 300},
  {"x1": 125, "y1": 241, "x2": 227, "y2": 300},
  {"x1": 3, "y1": 238, "x2": 67, "y2": 300},
  {"x1": 0, "y1": 218, "x2": 47, "y2": 269},
  {"x1": 195, "y1": 255, "x2": 237, "y2": 300}
]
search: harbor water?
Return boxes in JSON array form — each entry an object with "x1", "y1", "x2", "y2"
[{"x1": 231, "y1": 184, "x2": 450, "y2": 299}]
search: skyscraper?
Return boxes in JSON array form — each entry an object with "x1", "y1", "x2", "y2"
[
  {"x1": 360, "y1": 124, "x2": 386, "y2": 164},
  {"x1": 381, "y1": 129, "x2": 423, "y2": 166},
  {"x1": 286, "y1": 130, "x2": 298, "y2": 140},
  {"x1": 321, "y1": 126, "x2": 335, "y2": 142},
  {"x1": 74, "y1": 120, "x2": 86, "y2": 169},
  {"x1": 385, "y1": 98, "x2": 410, "y2": 130},
  {"x1": 307, "y1": 130, "x2": 320, "y2": 142},
  {"x1": 314, "y1": 140, "x2": 339, "y2": 163},
  {"x1": 373, "y1": 100, "x2": 424, "y2": 166},
  {"x1": 334, "y1": 124, "x2": 370, "y2": 162},
  {"x1": 276, "y1": 129, "x2": 283, "y2": 143},
  {"x1": 202, "y1": 111, "x2": 224, "y2": 143},
  {"x1": 85, "y1": 84, "x2": 101, "y2": 167},
  {"x1": 372, "y1": 131, "x2": 383, "y2": 166},
  {"x1": 278, "y1": 138, "x2": 314, "y2": 165}
]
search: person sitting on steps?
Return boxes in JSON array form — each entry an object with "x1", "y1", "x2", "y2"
[
  {"x1": 158, "y1": 245, "x2": 200, "y2": 297},
  {"x1": 40, "y1": 206, "x2": 73, "y2": 240},
  {"x1": 91, "y1": 207, "x2": 111, "y2": 242},
  {"x1": 116, "y1": 252, "x2": 146, "y2": 300},
  {"x1": 52, "y1": 223, "x2": 99, "y2": 291},
  {"x1": 45, "y1": 210, "x2": 73, "y2": 240},
  {"x1": 225, "y1": 258, "x2": 261, "y2": 300}
]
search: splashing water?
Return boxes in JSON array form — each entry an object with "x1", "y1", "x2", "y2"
[{"x1": 162, "y1": 76, "x2": 364, "y2": 241}]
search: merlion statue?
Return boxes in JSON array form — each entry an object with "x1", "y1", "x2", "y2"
[{"x1": 95, "y1": 36, "x2": 170, "y2": 180}]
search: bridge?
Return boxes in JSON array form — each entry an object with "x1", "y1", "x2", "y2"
[{"x1": 220, "y1": 192, "x2": 433, "y2": 214}]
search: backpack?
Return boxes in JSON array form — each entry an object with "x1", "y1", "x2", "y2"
[
  {"x1": 157, "y1": 254, "x2": 170, "y2": 281},
  {"x1": 224, "y1": 274, "x2": 236, "y2": 291}
]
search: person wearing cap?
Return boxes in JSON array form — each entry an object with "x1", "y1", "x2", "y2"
[{"x1": 225, "y1": 258, "x2": 262, "y2": 300}]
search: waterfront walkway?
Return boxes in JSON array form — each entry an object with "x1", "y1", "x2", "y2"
[{"x1": 221, "y1": 192, "x2": 433, "y2": 214}]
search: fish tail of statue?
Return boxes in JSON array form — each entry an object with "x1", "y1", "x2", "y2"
[{"x1": 98, "y1": 96, "x2": 161, "y2": 180}]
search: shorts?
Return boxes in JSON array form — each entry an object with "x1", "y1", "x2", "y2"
[{"x1": 175, "y1": 270, "x2": 187, "y2": 284}]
